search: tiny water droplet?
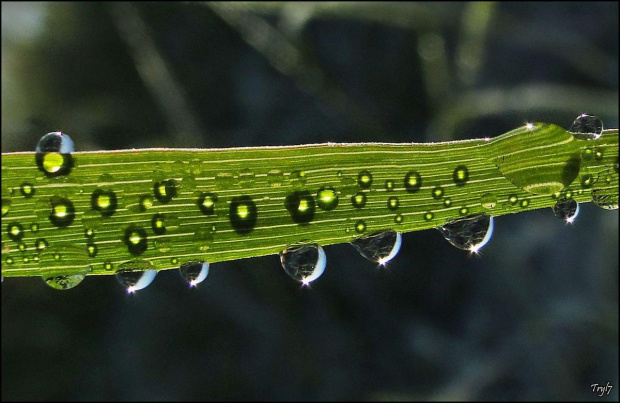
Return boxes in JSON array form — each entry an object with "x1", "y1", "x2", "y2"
[
  {"x1": 355, "y1": 220, "x2": 367, "y2": 233},
  {"x1": 453, "y1": 165, "x2": 469, "y2": 186},
  {"x1": 351, "y1": 192, "x2": 367, "y2": 208},
  {"x1": 437, "y1": 214, "x2": 494, "y2": 252},
  {"x1": 280, "y1": 243, "x2": 326, "y2": 284},
  {"x1": 569, "y1": 114, "x2": 603, "y2": 140},
  {"x1": 153, "y1": 179, "x2": 178, "y2": 203},
  {"x1": 340, "y1": 176, "x2": 357, "y2": 195},
  {"x1": 358, "y1": 171, "x2": 372, "y2": 189},
  {"x1": 351, "y1": 230, "x2": 402, "y2": 265},
  {"x1": 289, "y1": 170, "x2": 307, "y2": 187},
  {"x1": 519, "y1": 199, "x2": 529, "y2": 208},
  {"x1": 49, "y1": 196, "x2": 75, "y2": 228},
  {"x1": 443, "y1": 198, "x2": 452, "y2": 208},
  {"x1": 508, "y1": 195, "x2": 518, "y2": 205},
  {"x1": 179, "y1": 261, "x2": 209, "y2": 287},
  {"x1": 552, "y1": 198, "x2": 580, "y2": 222},
  {"x1": 116, "y1": 260, "x2": 157, "y2": 292},
  {"x1": 139, "y1": 195, "x2": 154, "y2": 211},
  {"x1": 404, "y1": 171, "x2": 422, "y2": 193},
  {"x1": 30, "y1": 223, "x2": 39, "y2": 233},
  {"x1": 480, "y1": 193, "x2": 497, "y2": 209},
  {"x1": 20, "y1": 183, "x2": 35, "y2": 198},
  {"x1": 35, "y1": 132, "x2": 75, "y2": 177},
  {"x1": 316, "y1": 187, "x2": 339, "y2": 211},
  {"x1": 591, "y1": 168, "x2": 618, "y2": 210},
  {"x1": 86, "y1": 243, "x2": 98, "y2": 257},
  {"x1": 35, "y1": 238, "x2": 48, "y2": 251},
  {"x1": 387, "y1": 196, "x2": 399, "y2": 210},
  {"x1": 581, "y1": 148, "x2": 593, "y2": 161},
  {"x1": 431, "y1": 187, "x2": 444, "y2": 199},
  {"x1": 394, "y1": 214, "x2": 404, "y2": 224},
  {"x1": 580, "y1": 174, "x2": 594, "y2": 188},
  {"x1": 385, "y1": 180, "x2": 395, "y2": 191},
  {"x1": 7, "y1": 222, "x2": 24, "y2": 242},
  {"x1": 424, "y1": 212, "x2": 434, "y2": 221},
  {"x1": 155, "y1": 238, "x2": 172, "y2": 252},
  {"x1": 594, "y1": 148, "x2": 604, "y2": 160},
  {"x1": 267, "y1": 169, "x2": 284, "y2": 187}
]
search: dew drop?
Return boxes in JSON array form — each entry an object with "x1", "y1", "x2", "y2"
[
  {"x1": 1, "y1": 186, "x2": 11, "y2": 217},
  {"x1": 151, "y1": 213, "x2": 179, "y2": 235},
  {"x1": 7, "y1": 222, "x2": 24, "y2": 242},
  {"x1": 569, "y1": 113, "x2": 603, "y2": 140},
  {"x1": 215, "y1": 172, "x2": 236, "y2": 189},
  {"x1": 19, "y1": 183, "x2": 35, "y2": 199},
  {"x1": 443, "y1": 198, "x2": 452, "y2": 208},
  {"x1": 358, "y1": 171, "x2": 372, "y2": 189},
  {"x1": 594, "y1": 148, "x2": 604, "y2": 160},
  {"x1": 289, "y1": 170, "x2": 307, "y2": 187},
  {"x1": 238, "y1": 168, "x2": 255, "y2": 187},
  {"x1": 519, "y1": 200, "x2": 529, "y2": 208},
  {"x1": 285, "y1": 191, "x2": 315, "y2": 224},
  {"x1": 581, "y1": 148, "x2": 593, "y2": 161},
  {"x1": 552, "y1": 198, "x2": 580, "y2": 222},
  {"x1": 351, "y1": 192, "x2": 367, "y2": 208},
  {"x1": 91, "y1": 189, "x2": 118, "y2": 217},
  {"x1": 340, "y1": 176, "x2": 357, "y2": 195},
  {"x1": 387, "y1": 196, "x2": 399, "y2": 210},
  {"x1": 580, "y1": 174, "x2": 594, "y2": 188},
  {"x1": 35, "y1": 132, "x2": 75, "y2": 177},
  {"x1": 453, "y1": 165, "x2": 469, "y2": 186},
  {"x1": 267, "y1": 169, "x2": 285, "y2": 187},
  {"x1": 480, "y1": 193, "x2": 497, "y2": 209},
  {"x1": 385, "y1": 180, "x2": 395, "y2": 191},
  {"x1": 123, "y1": 225, "x2": 148, "y2": 256},
  {"x1": 49, "y1": 196, "x2": 75, "y2": 228},
  {"x1": 154, "y1": 238, "x2": 172, "y2": 252},
  {"x1": 115, "y1": 260, "x2": 157, "y2": 293},
  {"x1": 508, "y1": 194, "x2": 518, "y2": 205},
  {"x1": 355, "y1": 220, "x2": 367, "y2": 233},
  {"x1": 351, "y1": 230, "x2": 402, "y2": 265},
  {"x1": 139, "y1": 195, "x2": 154, "y2": 211},
  {"x1": 431, "y1": 187, "x2": 444, "y2": 199},
  {"x1": 280, "y1": 242, "x2": 326, "y2": 285},
  {"x1": 230, "y1": 196, "x2": 258, "y2": 234},
  {"x1": 424, "y1": 212, "x2": 434, "y2": 221},
  {"x1": 39, "y1": 245, "x2": 90, "y2": 290},
  {"x1": 103, "y1": 261, "x2": 114, "y2": 271},
  {"x1": 437, "y1": 214, "x2": 494, "y2": 252},
  {"x1": 404, "y1": 171, "x2": 422, "y2": 193},
  {"x1": 153, "y1": 179, "x2": 178, "y2": 203},
  {"x1": 316, "y1": 187, "x2": 339, "y2": 211},
  {"x1": 35, "y1": 238, "x2": 49, "y2": 251},
  {"x1": 30, "y1": 223, "x2": 39, "y2": 233},
  {"x1": 394, "y1": 214, "x2": 404, "y2": 224},
  {"x1": 179, "y1": 261, "x2": 209, "y2": 287}
]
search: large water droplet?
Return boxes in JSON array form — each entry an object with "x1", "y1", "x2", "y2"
[
  {"x1": 280, "y1": 243, "x2": 326, "y2": 285},
  {"x1": 552, "y1": 198, "x2": 580, "y2": 223},
  {"x1": 350, "y1": 230, "x2": 402, "y2": 265},
  {"x1": 480, "y1": 193, "x2": 497, "y2": 209},
  {"x1": 437, "y1": 214, "x2": 494, "y2": 253},
  {"x1": 116, "y1": 260, "x2": 157, "y2": 293},
  {"x1": 316, "y1": 187, "x2": 339, "y2": 211},
  {"x1": 569, "y1": 114, "x2": 603, "y2": 140},
  {"x1": 39, "y1": 244, "x2": 90, "y2": 290},
  {"x1": 35, "y1": 132, "x2": 75, "y2": 177},
  {"x1": 179, "y1": 260, "x2": 209, "y2": 287}
]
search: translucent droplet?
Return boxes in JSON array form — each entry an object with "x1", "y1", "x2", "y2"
[
  {"x1": 569, "y1": 114, "x2": 603, "y2": 140},
  {"x1": 443, "y1": 198, "x2": 452, "y2": 208},
  {"x1": 394, "y1": 214, "x2": 404, "y2": 224},
  {"x1": 91, "y1": 188, "x2": 118, "y2": 217},
  {"x1": 385, "y1": 180, "x2": 395, "y2": 191},
  {"x1": 179, "y1": 260, "x2": 209, "y2": 287},
  {"x1": 355, "y1": 220, "x2": 367, "y2": 233},
  {"x1": 351, "y1": 192, "x2": 367, "y2": 208},
  {"x1": 20, "y1": 183, "x2": 35, "y2": 198},
  {"x1": 49, "y1": 196, "x2": 75, "y2": 228},
  {"x1": 552, "y1": 198, "x2": 580, "y2": 223},
  {"x1": 230, "y1": 196, "x2": 259, "y2": 234},
  {"x1": 351, "y1": 230, "x2": 402, "y2": 265},
  {"x1": 581, "y1": 148, "x2": 593, "y2": 161},
  {"x1": 280, "y1": 243, "x2": 326, "y2": 285},
  {"x1": 424, "y1": 212, "x2": 434, "y2": 221},
  {"x1": 30, "y1": 223, "x2": 39, "y2": 233},
  {"x1": 7, "y1": 222, "x2": 24, "y2": 242},
  {"x1": 480, "y1": 193, "x2": 497, "y2": 209},
  {"x1": 437, "y1": 214, "x2": 494, "y2": 253},
  {"x1": 285, "y1": 191, "x2": 315, "y2": 224},
  {"x1": 35, "y1": 238, "x2": 49, "y2": 251},
  {"x1": 150, "y1": 213, "x2": 180, "y2": 235},
  {"x1": 86, "y1": 243, "x2": 98, "y2": 257},
  {"x1": 358, "y1": 171, "x2": 372, "y2": 189},
  {"x1": 404, "y1": 171, "x2": 422, "y2": 193},
  {"x1": 519, "y1": 200, "x2": 529, "y2": 208},
  {"x1": 215, "y1": 172, "x2": 236, "y2": 189},
  {"x1": 155, "y1": 238, "x2": 172, "y2": 252},
  {"x1": 1, "y1": 186, "x2": 11, "y2": 217},
  {"x1": 453, "y1": 165, "x2": 469, "y2": 186},
  {"x1": 289, "y1": 170, "x2": 307, "y2": 187},
  {"x1": 508, "y1": 194, "x2": 518, "y2": 205},
  {"x1": 267, "y1": 169, "x2": 284, "y2": 187},
  {"x1": 116, "y1": 260, "x2": 157, "y2": 293},
  {"x1": 591, "y1": 168, "x2": 618, "y2": 210},
  {"x1": 35, "y1": 132, "x2": 75, "y2": 177},
  {"x1": 123, "y1": 225, "x2": 148, "y2": 256},
  {"x1": 580, "y1": 174, "x2": 594, "y2": 188},
  {"x1": 387, "y1": 196, "x2": 399, "y2": 210},
  {"x1": 316, "y1": 187, "x2": 339, "y2": 211},
  {"x1": 431, "y1": 187, "x2": 444, "y2": 199},
  {"x1": 39, "y1": 245, "x2": 90, "y2": 290},
  {"x1": 153, "y1": 179, "x2": 177, "y2": 203},
  {"x1": 139, "y1": 195, "x2": 154, "y2": 211},
  {"x1": 340, "y1": 176, "x2": 357, "y2": 195}
]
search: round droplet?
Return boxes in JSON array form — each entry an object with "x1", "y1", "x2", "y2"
[
  {"x1": 39, "y1": 244, "x2": 90, "y2": 290},
  {"x1": 289, "y1": 170, "x2": 307, "y2": 187},
  {"x1": 459, "y1": 207, "x2": 470, "y2": 215},
  {"x1": 580, "y1": 174, "x2": 594, "y2": 188},
  {"x1": 351, "y1": 192, "x2": 367, "y2": 208},
  {"x1": 351, "y1": 230, "x2": 402, "y2": 265},
  {"x1": 385, "y1": 180, "x2": 395, "y2": 191},
  {"x1": 424, "y1": 212, "x2": 434, "y2": 221},
  {"x1": 387, "y1": 196, "x2": 399, "y2": 210},
  {"x1": 340, "y1": 176, "x2": 357, "y2": 195},
  {"x1": 285, "y1": 191, "x2": 315, "y2": 224},
  {"x1": 437, "y1": 214, "x2": 494, "y2": 253},
  {"x1": 594, "y1": 148, "x2": 604, "y2": 160},
  {"x1": 150, "y1": 213, "x2": 179, "y2": 235},
  {"x1": 49, "y1": 196, "x2": 75, "y2": 228},
  {"x1": 358, "y1": 171, "x2": 373, "y2": 189},
  {"x1": 35, "y1": 238, "x2": 48, "y2": 251},
  {"x1": 453, "y1": 165, "x2": 469, "y2": 186},
  {"x1": 20, "y1": 183, "x2": 35, "y2": 198},
  {"x1": 355, "y1": 220, "x2": 366, "y2": 233},
  {"x1": 179, "y1": 261, "x2": 209, "y2": 287},
  {"x1": 91, "y1": 189, "x2": 118, "y2": 217},
  {"x1": 139, "y1": 195, "x2": 154, "y2": 212},
  {"x1": 123, "y1": 225, "x2": 148, "y2": 256},
  {"x1": 193, "y1": 229, "x2": 214, "y2": 251},
  {"x1": 569, "y1": 114, "x2": 603, "y2": 140},
  {"x1": 581, "y1": 148, "x2": 593, "y2": 161},
  {"x1": 404, "y1": 171, "x2": 422, "y2": 193},
  {"x1": 154, "y1": 179, "x2": 177, "y2": 203},
  {"x1": 431, "y1": 187, "x2": 444, "y2": 199},
  {"x1": 7, "y1": 222, "x2": 24, "y2": 242},
  {"x1": 267, "y1": 169, "x2": 284, "y2": 187},
  {"x1": 552, "y1": 198, "x2": 580, "y2": 222},
  {"x1": 480, "y1": 193, "x2": 497, "y2": 209},
  {"x1": 84, "y1": 228, "x2": 94, "y2": 238},
  {"x1": 18, "y1": 242, "x2": 26, "y2": 252},
  {"x1": 86, "y1": 243, "x2": 98, "y2": 257},
  {"x1": 508, "y1": 195, "x2": 518, "y2": 205},
  {"x1": 115, "y1": 260, "x2": 157, "y2": 293},
  {"x1": 519, "y1": 200, "x2": 529, "y2": 208},
  {"x1": 394, "y1": 214, "x2": 404, "y2": 224},
  {"x1": 30, "y1": 223, "x2": 39, "y2": 233},
  {"x1": 103, "y1": 261, "x2": 114, "y2": 271},
  {"x1": 35, "y1": 132, "x2": 75, "y2": 177},
  {"x1": 1, "y1": 186, "x2": 11, "y2": 217},
  {"x1": 280, "y1": 243, "x2": 326, "y2": 285},
  {"x1": 316, "y1": 187, "x2": 339, "y2": 211},
  {"x1": 230, "y1": 196, "x2": 258, "y2": 234},
  {"x1": 81, "y1": 209, "x2": 103, "y2": 231}
]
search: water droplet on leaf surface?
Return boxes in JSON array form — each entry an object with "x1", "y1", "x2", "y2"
[
  {"x1": 35, "y1": 132, "x2": 75, "y2": 177},
  {"x1": 569, "y1": 114, "x2": 603, "y2": 140}
]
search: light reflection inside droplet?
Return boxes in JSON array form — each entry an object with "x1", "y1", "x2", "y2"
[{"x1": 468, "y1": 216, "x2": 494, "y2": 255}]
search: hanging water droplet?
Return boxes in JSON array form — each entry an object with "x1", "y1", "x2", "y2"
[
  {"x1": 280, "y1": 242, "x2": 326, "y2": 285},
  {"x1": 39, "y1": 244, "x2": 90, "y2": 290},
  {"x1": 179, "y1": 260, "x2": 209, "y2": 287},
  {"x1": 116, "y1": 260, "x2": 157, "y2": 293},
  {"x1": 437, "y1": 214, "x2": 494, "y2": 253},
  {"x1": 42, "y1": 274, "x2": 86, "y2": 290},
  {"x1": 552, "y1": 198, "x2": 580, "y2": 223},
  {"x1": 351, "y1": 230, "x2": 402, "y2": 265},
  {"x1": 569, "y1": 114, "x2": 603, "y2": 140},
  {"x1": 35, "y1": 132, "x2": 75, "y2": 177},
  {"x1": 480, "y1": 193, "x2": 497, "y2": 209}
]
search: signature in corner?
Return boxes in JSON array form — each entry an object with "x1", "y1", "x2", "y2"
[{"x1": 591, "y1": 382, "x2": 613, "y2": 397}]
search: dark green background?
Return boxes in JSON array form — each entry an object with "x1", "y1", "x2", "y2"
[{"x1": 1, "y1": 2, "x2": 618, "y2": 401}]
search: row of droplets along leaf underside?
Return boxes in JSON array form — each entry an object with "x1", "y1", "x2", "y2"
[{"x1": 1, "y1": 118, "x2": 618, "y2": 289}]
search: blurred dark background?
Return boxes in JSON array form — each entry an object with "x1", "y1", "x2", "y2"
[{"x1": 1, "y1": 2, "x2": 618, "y2": 401}]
